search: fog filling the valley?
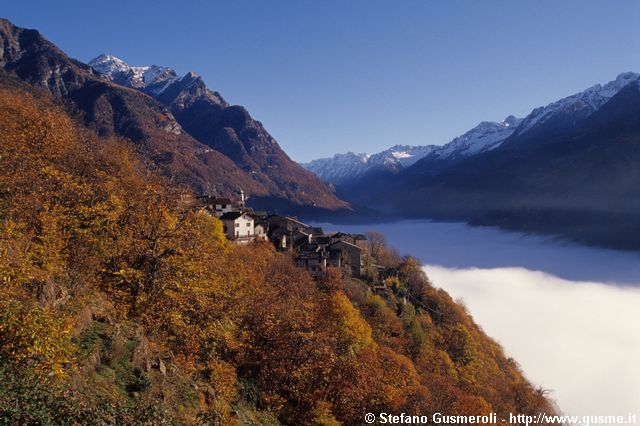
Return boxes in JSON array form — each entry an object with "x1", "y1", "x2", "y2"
[
  {"x1": 315, "y1": 221, "x2": 640, "y2": 417},
  {"x1": 426, "y1": 264, "x2": 640, "y2": 417}
]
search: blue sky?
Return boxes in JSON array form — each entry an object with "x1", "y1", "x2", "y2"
[{"x1": 3, "y1": 0, "x2": 639, "y2": 161}]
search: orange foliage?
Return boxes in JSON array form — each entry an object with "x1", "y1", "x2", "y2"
[{"x1": 0, "y1": 85, "x2": 556, "y2": 424}]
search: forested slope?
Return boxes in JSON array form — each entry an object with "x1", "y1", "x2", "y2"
[{"x1": 0, "y1": 85, "x2": 554, "y2": 424}]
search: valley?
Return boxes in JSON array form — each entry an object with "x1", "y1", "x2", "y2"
[
  {"x1": 0, "y1": 8, "x2": 638, "y2": 425},
  {"x1": 315, "y1": 220, "x2": 640, "y2": 418},
  {"x1": 304, "y1": 73, "x2": 640, "y2": 251}
]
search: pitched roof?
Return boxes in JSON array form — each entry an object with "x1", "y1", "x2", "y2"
[
  {"x1": 331, "y1": 232, "x2": 367, "y2": 241},
  {"x1": 330, "y1": 239, "x2": 362, "y2": 251},
  {"x1": 219, "y1": 211, "x2": 248, "y2": 221},
  {"x1": 313, "y1": 236, "x2": 332, "y2": 245},
  {"x1": 199, "y1": 195, "x2": 233, "y2": 204},
  {"x1": 212, "y1": 198, "x2": 232, "y2": 205}
]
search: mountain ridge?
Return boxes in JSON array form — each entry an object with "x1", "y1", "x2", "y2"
[
  {"x1": 315, "y1": 71, "x2": 640, "y2": 250},
  {"x1": 305, "y1": 72, "x2": 639, "y2": 188},
  {"x1": 0, "y1": 18, "x2": 348, "y2": 215},
  {"x1": 302, "y1": 145, "x2": 439, "y2": 184},
  {"x1": 88, "y1": 53, "x2": 349, "y2": 212},
  {"x1": 303, "y1": 115, "x2": 522, "y2": 184}
]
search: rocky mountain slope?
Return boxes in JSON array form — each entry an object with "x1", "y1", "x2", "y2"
[
  {"x1": 0, "y1": 78, "x2": 556, "y2": 425},
  {"x1": 0, "y1": 18, "x2": 348, "y2": 214},
  {"x1": 88, "y1": 54, "x2": 348, "y2": 213}
]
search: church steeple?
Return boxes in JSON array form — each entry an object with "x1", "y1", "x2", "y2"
[{"x1": 239, "y1": 189, "x2": 245, "y2": 207}]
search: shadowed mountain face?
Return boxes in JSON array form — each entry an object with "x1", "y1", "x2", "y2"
[
  {"x1": 307, "y1": 72, "x2": 640, "y2": 249},
  {"x1": 151, "y1": 69, "x2": 346, "y2": 209},
  {"x1": 87, "y1": 53, "x2": 350, "y2": 213},
  {"x1": 0, "y1": 19, "x2": 348, "y2": 213},
  {"x1": 338, "y1": 80, "x2": 640, "y2": 250},
  {"x1": 303, "y1": 117, "x2": 524, "y2": 186}
]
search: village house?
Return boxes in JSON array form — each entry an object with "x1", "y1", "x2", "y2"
[
  {"x1": 330, "y1": 232, "x2": 367, "y2": 246},
  {"x1": 291, "y1": 231, "x2": 364, "y2": 278},
  {"x1": 220, "y1": 211, "x2": 253, "y2": 242},
  {"x1": 295, "y1": 247, "x2": 328, "y2": 278},
  {"x1": 328, "y1": 239, "x2": 363, "y2": 277},
  {"x1": 254, "y1": 223, "x2": 268, "y2": 240},
  {"x1": 256, "y1": 215, "x2": 314, "y2": 250},
  {"x1": 205, "y1": 197, "x2": 234, "y2": 217},
  {"x1": 199, "y1": 190, "x2": 247, "y2": 218},
  {"x1": 198, "y1": 190, "x2": 268, "y2": 244},
  {"x1": 198, "y1": 193, "x2": 364, "y2": 277},
  {"x1": 261, "y1": 215, "x2": 310, "y2": 235},
  {"x1": 219, "y1": 211, "x2": 267, "y2": 244}
]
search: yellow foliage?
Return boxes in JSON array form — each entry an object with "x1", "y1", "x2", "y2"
[
  {"x1": 0, "y1": 85, "x2": 556, "y2": 423},
  {"x1": 0, "y1": 299, "x2": 73, "y2": 377},
  {"x1": 311, "y1": 401, "x2": 342, "y2": 426},
  {"x1": 327, "y1": 291, "x2": 374, "y2": 356}
]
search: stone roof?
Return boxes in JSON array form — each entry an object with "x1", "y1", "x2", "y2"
[
  {"x1": 219, "y1": 211, "x2": 248, "y2": 221},
  {"x1": 199, "y1": 195, "x2": 233, "y2": 204},
  {"x1": 330, "y1": 239, "x2": 362, "y2": 251}
]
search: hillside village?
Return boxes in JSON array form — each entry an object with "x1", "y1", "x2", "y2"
[{"x1": 199, "y1": 191, "x2": 367, "y2": 279}]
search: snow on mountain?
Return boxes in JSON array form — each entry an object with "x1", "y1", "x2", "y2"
[
  {"x1": 305, "y1": 72, "x2": 640, "y2": 185},
  {"x1": 515, "y1": 72, "x2": 640, "y2": 136},
  {"x1": 302, "y1": 145, "x2": 439, "y2": 184},
  {"x1": 433, "y1": 115, "x2": 522, "y2": 159},
  {"x1": 89, "y1": 54, "x2": 129, "y2": 75},
  {"x1": 302, "y1": 118, "x2": 519, "y2": 184},
  {"x1": 370, "y1": 145, "x2": 439, "y2": 168},
  {"x1": 302, "y1": 152, "x2": 370, "y2": 185},
  {"x1": 89, "y1": 54, "x2": 179, "y2": 94}
]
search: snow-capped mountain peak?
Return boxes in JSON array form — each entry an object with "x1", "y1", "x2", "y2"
[
  {"x1": 432, "y1": 116, "x2": 522, "y2": 159},
  {"x1": 501, "y1": 115, "x2": 521, "y2": 127},
  {"x1": 89, "y1": 54, "x2": 179, "y2": 94},
  {"x1": 90, "y1": 54, "x2": 129, "y2": 75},
  {"x1": 372, "y1": 145, "x2": 439, "y2": 168},
  {"x1": 515, "y1": 72, "x2": 640, "y2": 136},
  {"x1": 302, "y1": 117, "x2": 521, "y2": 184},
  {"x1": 301, "y1": 152, "x2": 370, "y2": 184},
  {"x1": 302, "y1": 145, "x2": 438, "y2": 184}
]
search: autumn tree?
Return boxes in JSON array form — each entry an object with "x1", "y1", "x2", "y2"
[{"x1": 0, "y1": 84, "x2": 557, "y2": 424}]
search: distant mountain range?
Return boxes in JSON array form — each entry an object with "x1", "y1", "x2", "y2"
[
  {"x1": 1, "y1": 17, "x2": 637, "y2": 249},
  {"x1": 304, "y1": 72, "x2": 639, "y2": 184},
  {"x1": 303, "y1": 116, "x2": 522, "y2": 184},
  {"x1": 305, "y1": 72, "x2": 640, "y2": 250},
  {"x1": 302, "y1": 145, "x2": 437, "y2": 184},
  {"x1": 0, "y1": 19, "x2": 348, "y2": 215}
]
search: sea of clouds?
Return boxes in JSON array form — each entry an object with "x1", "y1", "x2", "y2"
[
  {"x1": 317, "y1": 220, "x2": 640, "y2": 417},
  {"x1": 427, "y1": 264, "x2": 640, "y2": 417}
]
